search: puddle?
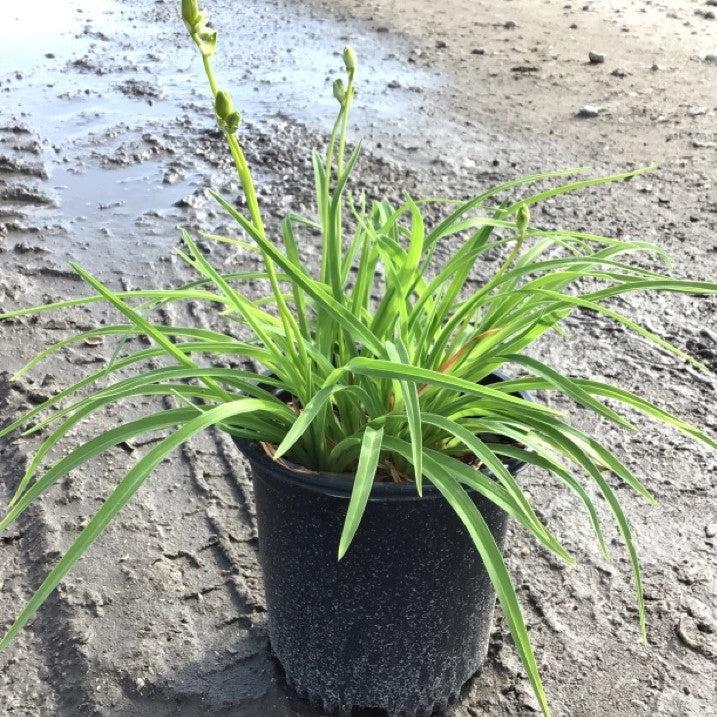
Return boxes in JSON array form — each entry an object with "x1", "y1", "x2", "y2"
[
  {"x1": 0, "y1": 1, "x2": 116, "y2": 74},
  {"x1": 55, "y1": 161, "x2": 191, "y2": 221},
  {"x1": 0, "y1": 0, "x2": 436, "y2": 272}
]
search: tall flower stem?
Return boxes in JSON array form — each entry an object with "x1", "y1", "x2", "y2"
[{"x1": 197, "y1": 42, "x2": 310, "y2": 396}]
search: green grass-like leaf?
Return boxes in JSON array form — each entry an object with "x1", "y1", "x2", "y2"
[{"x1": 338, "y1": 424, "x2": 384, "y2": 559}]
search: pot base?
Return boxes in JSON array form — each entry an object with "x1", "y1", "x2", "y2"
[{"x1": 278, "y1": 654, "x2": 486, "y2": 716}]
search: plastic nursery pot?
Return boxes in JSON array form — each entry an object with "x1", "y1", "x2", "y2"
[{"x1": 233, "y1": 375, "x2": 529, "y2": 716}]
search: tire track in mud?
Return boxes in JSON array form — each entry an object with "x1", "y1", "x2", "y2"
[
  {"x1": 0, "y1": 123, "x2": 52, "y2": 239},
  {"x1": 0, "y1": 373, "x2": 99, "y2": 716}
]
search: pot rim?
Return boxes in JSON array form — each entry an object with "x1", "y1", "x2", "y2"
[{"x1": 233, "y1": 370, "x2": 531, "y2": 500}]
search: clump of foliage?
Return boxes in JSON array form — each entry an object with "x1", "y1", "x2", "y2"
[{"x1": 0, "y1": 2, "x2": 715, "y2": 714}]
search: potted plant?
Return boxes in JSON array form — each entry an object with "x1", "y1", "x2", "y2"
[{"x1": 1, "y1": 2, "x2": 715, "y2": 714}]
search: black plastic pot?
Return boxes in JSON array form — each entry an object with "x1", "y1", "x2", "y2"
[{"x1": 233, "y1": 377, "x2": 528, "y2": 716}]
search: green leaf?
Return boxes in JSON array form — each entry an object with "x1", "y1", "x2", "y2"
[
  {"x1": 69, "y1": 262, "x2": 235, "y2": 404},
  {"x1": 0, "y1": 409, "x2": 199, "y2": 532},
  {"x1": 506, "y1": 414, "x2": 648, "y2": 641},
  {"x1": 347, "y1": 357, "x2": 558, "y2": 415},
  {"x1": 526, "y1": 287, "x2": 707, "y2": 370},
  {"x1": 489, "y1": 376, "x2": 717, "y2": 453},
  {"x1": 383, "y1": 434, "x2": 571, "y2": 563},
  {"x1": 420, "y1": 413, "x2": 571, "y2": 561},
  {"x1": 0, "y1": 288, "x2": 231, "y2": 321},
  {"x1": 210, "y1": 190, "x2": 385, "y2": 356},
  {"x1": 274, "y1": 380, "x2": 375, "y2": 459},
  {"x1": 0, "y1": 399, "x2": 281, "y2": 653},
  {"x1": 11, "y1": 324, "x2": 239, "y2": 381},
  {"x1": 338, "y1": 425, "x2": 384, "y2": 559},
  {"x1": 501, "y1": 354, "x2": 634, "y2": 430},
  {"x1": 484, "y1": 439, "x2": 608, "y2": 558},
  {"x1": 385, "y1": 341, "x2": 423, "y2": 494}
]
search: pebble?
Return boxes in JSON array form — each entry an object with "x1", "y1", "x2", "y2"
[
  {"x1": 611, "y1": 67, "x2": 627, "y2": 77},
  {"x1": 576, "y1": 105, "x2": 601, "y2": 118},
  {"x1": 705, "y1": 523, "x2": 717, "y2": 538},
  {"x1": 588, "y1": 51, "x2": 605, "y2": 64},
  {"x1": 435, "y1": 39, "x2": 448, "y2": 49},
  {"x1": 504, "y1": 20, "x2": 517, "y2": 29},
  {"x1": 471, "y1": 47, "x2": 486, "y2": 55},
  {"x1": 705, "y1": 54, "x2": 717, "y2": 64},
  {"x1": 676, "y1": 616, "x2": 712, "y2": 656}
]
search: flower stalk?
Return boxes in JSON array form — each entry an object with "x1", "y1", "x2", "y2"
[{"x1": 181, "y1": 2, "x2": 309, "y2": 391}]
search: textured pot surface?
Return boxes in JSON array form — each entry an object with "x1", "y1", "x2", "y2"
[{"x1": 235, "y1": 437, "x2": 518, "y2": 716}]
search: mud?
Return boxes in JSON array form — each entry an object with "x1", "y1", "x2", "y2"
[{"x1": 0, "y1": 0, "x2": 715, "y2": 716}]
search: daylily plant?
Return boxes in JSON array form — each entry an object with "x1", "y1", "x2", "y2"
[{"x1": 0, "y1": 2, "x2": 715, "y2": 714}]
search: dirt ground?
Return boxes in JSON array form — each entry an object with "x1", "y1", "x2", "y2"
[{"x1": 0, "y1": 0, "x2": 715, "y2": 715}]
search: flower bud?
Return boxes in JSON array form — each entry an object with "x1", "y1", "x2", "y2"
[
  {"x1": 516, "y1": 203, "x2": 530, "y2": 234},
  {"x1": 215, "y1": 91, "x2": 241, "y2": 133},
  {"x1": 215, "y1": 90, "x2": 234, "y2": 120},
  {"x1": 224, "y1": 111, "x2": 242, "y2": 134},
  {"x1": 181, "y1": 0, "x2": 200, "y2": 27},
  {"x1": 343, "y1": 46, "x2": 357, "y2": 77},
  {"x1": 333, "y1": 78, "x2": 346, "y2": 104}
]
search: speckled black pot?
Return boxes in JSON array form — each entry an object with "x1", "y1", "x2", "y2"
[{"x1": 234, "y1": 425, "x2": 526, "y2": 716}]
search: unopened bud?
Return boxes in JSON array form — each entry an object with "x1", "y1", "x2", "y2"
[
  {"x1": 215, "y1": 90, "x2": 234, "y2": 120},
  {"x1": 333, "y1": 78, "x2": 346, "y2": 104},
  {"x1": 215, "y1": 91, "x2": 241, "y2": 133},
  {"x1": 181, "y1": 0, "x2": 200, "y2": 26},
  {"x1": 224, "y1": 111, "x2": 242, "y2": 134},
  {"x1": 516, "y1": 203, "x2": 530, "y2": 234},
  {"x1": 343, "y1": 46, "x2": 357, "y2": 77}
]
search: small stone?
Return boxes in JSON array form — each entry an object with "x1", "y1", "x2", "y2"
[
  {"x1": 705, "y1": 523, "x2": 717, "y2": 538},
  {"x1": 504, "y1": 20, "x2": 517, "y2": 29},
  {"x1": 704, "y1": 54, "x2": 717, "y2": 64},
  {"x1": 387, "y1": 79, "x2": 401, "y2": 89},
  {"x1": 650, "y1": 63, "x2": 659, "y2": 71},
  {"x1": 676, "y1": 616, "x2": 712, "y2": 656},
  {"x1": 588, "y1": 51, "x2": 605, "y2": 64},
  {"x1": 576, "y1": 105, "x2": 600, "y2": 118},
  {"x1": 611, "y1": 67, "x2": 627, "y2": 77},
  {"x1": 471, "y1": 47, "x2": 486, "y2": 55},
  {"x1": 435, "y1": 39, "x2": 448, "y2": 49}
]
